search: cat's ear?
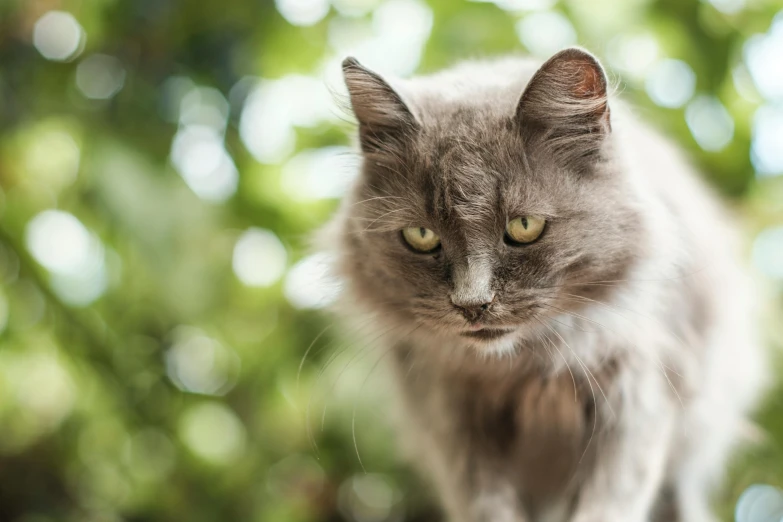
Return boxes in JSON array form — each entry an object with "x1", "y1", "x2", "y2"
[
  {"x1": 516, "y1": 47, "x2": 611, "y2": 164},
  {"x1": 342, "y1": 57, "x2": 418, "y2": 153}
]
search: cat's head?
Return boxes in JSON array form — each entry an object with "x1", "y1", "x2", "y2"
[{"x1": 335, "y1": 48, "x2": 647, "y2": 355}]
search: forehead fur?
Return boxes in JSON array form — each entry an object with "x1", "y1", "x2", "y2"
[
  {"x1": 356, "y1": 56, "x2": 602, "y2": 233},
  {"x1": 397, "y1": 57, "x2": 542, "y2": 124}
]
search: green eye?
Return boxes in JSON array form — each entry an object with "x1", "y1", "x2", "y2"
[
  {"x1": 505, "y1": 216, "x2": 546, "y2": 244},
  {"x1": 402, "y1": 227, "x2": 441, "y2": 253}
]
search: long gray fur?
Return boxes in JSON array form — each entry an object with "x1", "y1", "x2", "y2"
[{"x1": 327, "y1": 47, "x2": 767, "y2": 522}]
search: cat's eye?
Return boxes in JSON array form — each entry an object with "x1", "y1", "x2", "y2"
[
  {"x1": 505, "y1": 216, "x2": 546, "y2": 244},
  {"x1": 402, "y1": 227, "x2": 441, "y2": 253}
]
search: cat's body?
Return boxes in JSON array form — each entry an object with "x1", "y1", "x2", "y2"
[{"x1": 329, "y1": 49, "x2": 765, "y2": 522}]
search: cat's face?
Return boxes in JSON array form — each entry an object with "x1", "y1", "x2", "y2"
[{"x1": 337, "y1": 49, "x2": 646, "y2": 354}]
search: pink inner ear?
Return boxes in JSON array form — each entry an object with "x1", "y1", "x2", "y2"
[
  {"x1": 569, "y1": 59, "x2": 605, "y2": 99},
  {"x1": 564, "y1": 58, "x2": 610, "y2": 129},
  {"x1": 518, "y1": 49, "x2": 612, "y2": 133}
]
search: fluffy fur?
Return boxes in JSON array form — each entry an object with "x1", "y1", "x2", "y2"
[{"x1": 326, "y1": 48, "x2": 766, "y2": 522}]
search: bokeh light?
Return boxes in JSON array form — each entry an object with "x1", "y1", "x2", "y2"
[
  {"x1": 606, "y1": 33, "x2": 659, "y2": 83},
  {"x1": 76, "y1": 54, "x2": 126, "y2": 100},
  {"x1": 515, "y1": 11, "x2": 577, "y2": 58},
  {"x1": 753, "y1": 226, "x2": 783, "y2": 280},
  {"x1": 25, "y1": 210, "x2": 107, "y2": 305},
  {"x1": 491, "y1": 0, "x2": 557, "y2": 11},
  {"x1": 240, "y1": 80, "x2": 299, "y2": 164},
  {"x1": 281, "y1": 147, "x2": 356, "y2": 201},
  {"x1": 751, "y1": 104, "x2": 783, "y2": 177},
  {"x1": 367, "y1": 0, "x2": 433, "y2": 75},
  {"x1": 1, "y1": 351, "x2": 76, "y2": 438},
  {"x1": 232, "y1": 228, "x2": 288, "y2": 287},
  {"x1": 179, "y1": 402, "x2": 247, "y2": 465},
  {"x1": 170, "y1": 126, "x2": 238, "y2": 201},
  {"x1": 284, "y1": 253, "x2": 342, "y2": 309},
  {"x1": 706, "y1": 0, "x2": 746, "y2": 15},
  {"x1": 338, "y1": 474, "x2": 402, "y2": 522},
  {"x1": 324, "y1": 0, "x2": 433, "y2": 79},
  {"x1": 26, "y1": 211, "x2": 93, "y2": 274},
  {"x1": 685, "y1": 96, "x2": 734, "y2": 152},
  {"x1": 744, "y1": 13, "x2": 783, "y2": 101},
  {"x1": 22, "y1": 126, "x2": 80, "y2": 191},
  {"x1": 180, "y1": 86, "x2": 230, "y2": 131},
  {"x1": 32, "y1": 11, "x2": 85, "y2": 62},
  {"x1": 276, "y1": 0, "x2": 331, "y2": 26},
  {"x1": 165, "y1": 327, "x2": 241, "y2": 396},
  {"x1": 645, "y1": 59, "x2": 697, "y2": 109},
  {"x1": 733, "y1": 63, "x2": 763, "y2": 103}
]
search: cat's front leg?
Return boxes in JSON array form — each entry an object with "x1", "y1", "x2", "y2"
[
  {"x1": 570, "y1": 370, "x2": 677, "y2": 522},
  {"x1": 427, "y1": 452, "x2": 528, "y2": 522},
  {"x1": 468, "y1": 477, "x2": 529, "y2": 522}
]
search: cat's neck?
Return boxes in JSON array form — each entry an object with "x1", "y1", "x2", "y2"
[{"x1": 394, "y1": 330, "x2": 563, "y2": 381}]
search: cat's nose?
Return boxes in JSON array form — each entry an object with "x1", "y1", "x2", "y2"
[{"x1": 451, "y1": 295, "x2": 495, "y2": 323}]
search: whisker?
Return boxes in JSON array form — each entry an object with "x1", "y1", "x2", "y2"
[
  {"x1": 559, "y1": 292, "x2": 687, "y2": 378},
  {"x1": 538, "y1": 309, "x2": 616, "y2": 419},
  {"x1": 319, "y1": 322, "x2": 406, "y2": 433},
  {"x1": 297, "y1": 324, "x2": 334, "y2": 395},
  {"x1": 529, "y1": 261, "x2": 713, "y2": 293},
  {"x1": 351, "y1": 322, "x2": 423, "y2": 473},
  {"x1": 351, "y1": 195, "x2": 407, "y2": 207},
  {"x1": 540, "y1": 301, "x2": 685, "y2": 412},
  {"x1": 534, "y1": 317, "x2": 578, "y2": 403},
  {"x1": 304, "y1": 327, "x2": 371, "y2": 457},
  {"x1": 538, "y1": 319, "x2": 601, "y2": 464},
  {"x1": 304, "y1": 316, "x2": 391, "y2": 456}
]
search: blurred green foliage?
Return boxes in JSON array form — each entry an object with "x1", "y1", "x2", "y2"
[{"x1": 0, "y1": 0, "x2": 782, "y2": 521}]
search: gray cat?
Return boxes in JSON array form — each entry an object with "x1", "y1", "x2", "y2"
[{"x1": 326, "y1": 47, "x2": 766, "y2": 522}]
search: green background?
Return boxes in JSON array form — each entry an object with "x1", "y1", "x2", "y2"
[{"x1": 0, "y1": 0, "x2": 782, "y2": 520}]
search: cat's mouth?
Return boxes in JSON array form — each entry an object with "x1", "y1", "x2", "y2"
[{"x1": 460, "y1": 327, "x2": 514, "y2": 341}]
